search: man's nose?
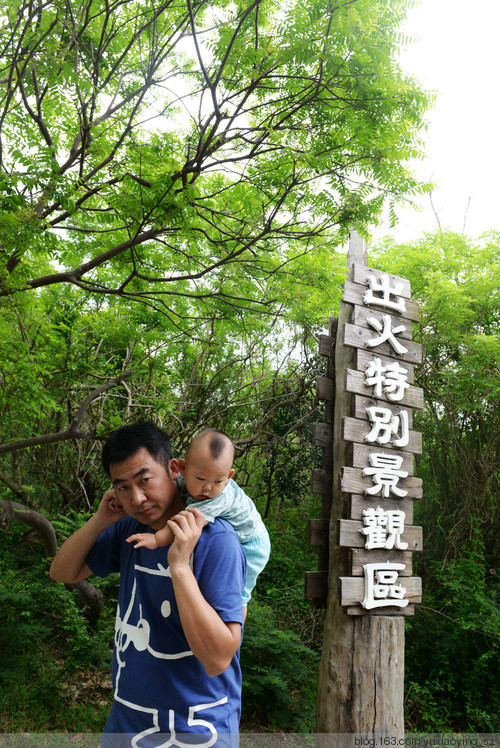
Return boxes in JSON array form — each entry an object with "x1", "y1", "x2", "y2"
[{"x1": 131, "y1": 485, "x2": 147, "y2": 505}]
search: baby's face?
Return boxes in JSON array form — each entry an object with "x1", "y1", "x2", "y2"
[{"x1": 180, "y1": 447, "x2": 235, "y2": 501}]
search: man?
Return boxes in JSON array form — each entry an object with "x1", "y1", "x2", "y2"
[{"x1": 50, "y1": 422, "x2": 246, "y2": 747}]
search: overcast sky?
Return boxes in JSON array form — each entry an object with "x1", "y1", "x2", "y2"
[{"x1": 373, "y1": 0, "x2": 500, "y2": 242}]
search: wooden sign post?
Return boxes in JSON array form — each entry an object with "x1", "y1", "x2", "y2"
[{"x1": 308, "y1": 232, "x2": 424, "y2": 740}]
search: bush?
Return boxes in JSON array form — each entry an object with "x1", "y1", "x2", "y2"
[{"x1": 240, "y1": 601, "x2": 319, "y2": 732}]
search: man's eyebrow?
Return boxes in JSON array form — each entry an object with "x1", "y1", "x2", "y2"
[{"x1": 112, "y1": 467, "x2": 151, "y2": 486}]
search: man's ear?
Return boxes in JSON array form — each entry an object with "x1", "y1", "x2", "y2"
[{"x1": 169, "y1": 458, "x2": 181, "y2": 480}]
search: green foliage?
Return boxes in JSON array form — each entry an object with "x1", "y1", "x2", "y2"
[
  {"x1": 405, "y1": 531, "x2": 500, "y2": 732},
  {"x1": 371, "y1": 230, "x2": 500, "y2": 733},
  {"x1": 0, "y1": 526, "x2": 113, "y2": 731},
  {"x1": 240, "y1": 602, "x2": 319, "y2": 732}
]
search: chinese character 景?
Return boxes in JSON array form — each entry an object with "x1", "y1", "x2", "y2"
[{"x1": 362, "y1": 452, "x2": 409, "y2": 498}]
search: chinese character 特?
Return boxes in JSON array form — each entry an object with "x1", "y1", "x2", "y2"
[
  {"x1": 359, "y1": 506, "x2": 408, "y2": 550},
  {"x1": 362, "y1": 452, "x2": 409, "y2": 498},
  {"x1": 366, "y1": 314, "x2": 408, "y2": 356},
  {"x1": 365, "y1": 406, "x2": 410, "y2": 449},
  {"x1": 365, "y1": 357, "x2": 410, "y2": 402},
  {"x1": 363, "y1": 274, "x2": 407, "y2": 314},
  {"x1": 362, "y1": 562, "x2": 409, "y2": 609}
]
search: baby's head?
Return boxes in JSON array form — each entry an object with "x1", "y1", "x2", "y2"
[{"x1": 179, "y1": 429, "x2": 235, "y2": 501}]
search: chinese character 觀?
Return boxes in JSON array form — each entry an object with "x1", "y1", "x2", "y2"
[{"x1": 359, "y1": 506, "x2": 408, "y2": 550}]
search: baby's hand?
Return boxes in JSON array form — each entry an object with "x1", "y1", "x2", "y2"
[{"x1": 126, "y1": 532, "x2": 158, "y2": 550}]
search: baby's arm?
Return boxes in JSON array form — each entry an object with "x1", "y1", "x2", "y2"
[
  {"x1": 126, "y1": 508, "x2": 208, "y2": 550},
  {"x1": 127, "y1": 524, "x2": 174, "y2": 549}
]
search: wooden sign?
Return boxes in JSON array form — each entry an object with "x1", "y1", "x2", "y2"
[
  {"x1": 338, "y1": 263, "x2": 423, "y2": 614},
  {"x1": 307, "y1": 261, "x2": 424, "y2": 615}
]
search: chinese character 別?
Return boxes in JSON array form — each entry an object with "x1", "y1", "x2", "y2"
[{"x1": 365, "y1": 406, "x2": 410, "y2": 449}]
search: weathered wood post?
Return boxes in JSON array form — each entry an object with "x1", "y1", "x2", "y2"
[{"x1": 307, "y1": 231, "x2": 423, "y2": 742}]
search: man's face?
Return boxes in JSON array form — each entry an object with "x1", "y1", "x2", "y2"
[{"x1": 109, "y1": 448, "x2": 184, "y2": 530}]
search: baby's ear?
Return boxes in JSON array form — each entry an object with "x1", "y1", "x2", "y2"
[
  {"x1": 228, "y1": 469, "x2": 235, "y2": 480},
  {"x1": 178, "y1": 458, "x2": 186, "y2": 476}
]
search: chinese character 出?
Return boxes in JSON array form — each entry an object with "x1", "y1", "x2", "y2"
[
  {"x1": 366, "y1": 314, "x2": 408, "y2": 356},
  {"x1": 363, "y1": 274, "x2": 407, "y2": 314},
  {"x1": 365, "y1": 406, "x2": 410, "y2": 448},
  {"x1": 359, "y1": 506, "x2": 408, "y2": 550},
  {"x1": 362, "y1": 452, "x2": 408, "y2": 498},
  {"x1": 365, "y1": 357, "x2": 410, "y2": 402},
  {"x1": 362, "y1": 562, "x2": 409, "y2": 609}
]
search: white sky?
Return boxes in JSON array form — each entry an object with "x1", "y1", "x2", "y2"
[{"x1": 374, "y1": 0, "x2": 500, "y2": 241}]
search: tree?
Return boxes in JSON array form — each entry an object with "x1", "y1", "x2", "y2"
[
  {"x1": 370, "y1": 230, "x2": 500, "y2": 731},
  {"x1": 1, "y1": 0, "x2": 429, "y2": 308}
]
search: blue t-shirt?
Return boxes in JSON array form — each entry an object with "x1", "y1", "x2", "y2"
[{"x1": 86, "y1": 516, "x2": 246, "y2": 747}]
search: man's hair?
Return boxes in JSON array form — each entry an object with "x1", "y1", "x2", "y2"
[
  {"x1": 102, "y1": 421, "x2": 173, "y2": 476},
  {"x1": 190, "y1": 428, "x2": 234, "y2": 460}
]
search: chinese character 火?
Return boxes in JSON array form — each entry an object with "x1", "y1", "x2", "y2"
[{"x1": 366, "y1": 314, "x2": 408, "y2": 356}]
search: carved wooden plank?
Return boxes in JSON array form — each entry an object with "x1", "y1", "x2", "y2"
[
  {"x1": 353, "y1": 305, "x2": 413, "y2": 339},
  {"x1": 352, "y1": 444, "x2": 414, "y2": 474},
  {"x1": 350, "y1": 494, "x2": 414, "y2": 524},
  {"x1": 308, "y1": 518, "x2": 329, "y2": 545},
  {"x1": 305, "y1": 570, "x2": 328, "y2": 600},
  {"x1": 352, "y1": 394, "x2": 414, "y2": 427},
  {"x1": 319, "y1": 334, "x2": 336, "y2": 357},
  {"x1": 313, "y1": 423, "x2": 333, "y2": 449},
  {"x1": 339, "y1": 518, "x2": 423, "y2": 551},
  {"x1": 351, "y1": 264, "x2": 412, "y2": 297},
  {"x1": 344, "y1": 322, "x2": 422, "y2": 365},
  {"x1": 340, "y1": 575, "x2": 422, "y2": 606},
  {"x1": 343, "y1": 416, "x2": 422, "y2": 454},
  {"x1": 357, "y1": 348, "x2": 415, "y2": 384},
  {"x1": 343, "y1": 282, "x2": 419, "y2": 322},
  {"x1": 316, "y1": 375, "x2": 334, "y2": 401},
  {"x1": 346, "y1": 604, "x2": 415, "y2": 616},
  {"x1": 350, "y1": 548, "x2": 413, "y2": 576},
  {"x1": 311, "y1": 468, "x2": 332, "y2": 495},
  {"x1": 341, "y1": 466, "x2": 423, "y2": 500},
  {"x1": 346, "y1": 368, "x2": 424, "y2": 410}
]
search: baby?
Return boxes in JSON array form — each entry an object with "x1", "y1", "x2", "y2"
[{"x1": 126, "y1": 428, "x2": 271, "y2": 613}]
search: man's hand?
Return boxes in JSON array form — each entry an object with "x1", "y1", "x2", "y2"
[
  {"x1": 167, "y1": 506, "x2": 205, "y2": 569},
  {"x1": 96, "y1": 489, "x2": 127, "y2": 525},
  {"x1": 50, "y1": 488, "x2": 125, "y2": 584}
]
